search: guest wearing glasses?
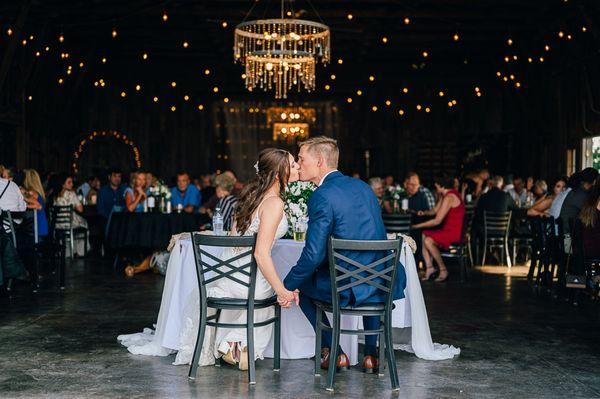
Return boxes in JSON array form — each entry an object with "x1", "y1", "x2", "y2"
[
  {"x1": 406, "y1": 172, "x2": 435, "y2": 212},
  {"x1": 96, "y1": 169, "x2": 126, "y2": 220},
  {"x1": 412, "y1": 175, "x2": 465, "y2": 282},
  {"x1": 368, "y1": 177, "x2": 392, "y2": 214},
  {"x1": 214, "y1": 173, "x2": 238, "y2": 231}
]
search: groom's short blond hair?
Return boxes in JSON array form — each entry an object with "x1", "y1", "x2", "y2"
[{"x1": 299, "y1": 136, "x2": 339, "y2": 169}]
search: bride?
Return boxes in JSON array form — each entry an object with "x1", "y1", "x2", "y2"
[{"x1": 173, "y1": 148, "x2": 300, "y2": 370}]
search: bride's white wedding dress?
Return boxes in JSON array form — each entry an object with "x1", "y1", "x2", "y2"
[{"x1": 173, "y1": 201, "x2": 287, "y2": 366}]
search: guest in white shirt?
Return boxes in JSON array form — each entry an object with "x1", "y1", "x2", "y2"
[
  {"x1": 506, "y1": 176, "x2": 529, "y2": 206},
  {"x1": 0, "y1": 178, "x2": 27, "y2": 213}
]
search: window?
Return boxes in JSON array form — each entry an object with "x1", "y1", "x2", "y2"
[{"x1": 581, "y1": 136, "x2": 600, "y2": 171}]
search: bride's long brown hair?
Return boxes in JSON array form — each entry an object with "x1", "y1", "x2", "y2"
[{"x1": 235, "y1": 148, "x2": 291, "y2": 234}]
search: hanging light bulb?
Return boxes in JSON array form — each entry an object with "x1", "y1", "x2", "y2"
[
  {"x1": 404, "y1": 17, "x2": 410, "y2": 25},
  {"x1": 183, "y1": 40, "x2": 189, "y2": 48},
  {"x1": 162, "y1": 11, "x2": 168, "y2": 22},
  {"x1": 453, "y1": 33, "x2": 460, "y2": 41},
  {"x1": 112, "y1": 28, "x2": 117, "y2": 38},
  {"x1": 142, "y1": 53, "x2": 148, "y2": 60},
  {"x1": 6, "y1": 28, "x2": 13, "y2": 36},
  {"x1": 59, "y1": 34, "x2": 64, "y2": 42},
  {"x1": 507, "y1": 38, "x2": 513, "y2": 45},
  {"x1": 171, "y1": 81, "x2": 177, "y2": 88},
  {"x1": 422, "y1": 51, "x2": 429, "y2": 58}
]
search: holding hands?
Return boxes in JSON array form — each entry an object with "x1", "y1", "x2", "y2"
[{"x1": 276, "y1": 288, "x2": 300, "y2": 308}]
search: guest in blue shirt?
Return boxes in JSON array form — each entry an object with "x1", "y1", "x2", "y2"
[
  {"x1": 96, "y1": 169, "x2": 127, "y2": 219},
  {"x1": 23, "y1": 169, "x2": 48, "y2": 240},
  {"x1": 171, "y1": 172, "x2": 201, "y2": 213},
  {"x1": 124, "y1": 172, "x2": 147, "y2": 213}
]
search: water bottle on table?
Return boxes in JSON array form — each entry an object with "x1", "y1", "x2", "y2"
[{"x1": 213, "y1": 207, "x2": 224, "y2": 236}]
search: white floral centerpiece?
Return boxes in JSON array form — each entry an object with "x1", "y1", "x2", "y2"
[
  {"x1": 148, "y1": 180, "x2": 172, "y2": 211},
  {"x1": 283, "y1": 181, "x2": 316, "y2": 236},
  {"x1": 384, "y1": 184, "x2": 408, "y2": 213}
]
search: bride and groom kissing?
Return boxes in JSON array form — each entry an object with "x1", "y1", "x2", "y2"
[{"x1": 184, "y1": 136, "x2": 406, "y2": 373}]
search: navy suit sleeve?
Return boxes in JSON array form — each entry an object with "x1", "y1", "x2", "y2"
[{"x1": 284, "y1": 191, "x2": 333, "y2": 291}]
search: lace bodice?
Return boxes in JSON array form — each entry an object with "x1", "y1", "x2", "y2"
[{"x1": 245, "y1": 209, "x2": 289, "y2": 240}]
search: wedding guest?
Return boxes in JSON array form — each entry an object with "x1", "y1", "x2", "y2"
[
  {"x1": 0, "y1": 173, "x2": 26, "y2": 235},
  {"x1": 171, "y1": 172, "x2": 201, "y2": 213},
  {"x1": 412, "y1": 175, "x2": 465, "y2": 282},
  {"x1": 527, "y1": 177, "x2": 566, "y2": 217},
  {"x1": 86, "y1": 176, "x2": 101, "y2": 204},
  {"x1": 51, "y1": 174, "x2": 89, "y2": 256},
  {"x1": 576, "y1": 177, "x2": 600, "y2": 258},
  {"x1": 406, "y1": 172, "x2": 435, "y2": 212},
  {"x1": 200, "y1": 174, "x2": 216, "y2": 206},
  {"x1": 464, "y1": 169, "x2": 490, "y2": 198},
  {"x1": 96, "y1": 169, "x2": 126, "y2": 219},
  {"x1": 125, "y1": 172, "x2": 147, "y2": 213},
  {"x1": 224, "y1": 170, "x2": 244, "y2": 196},
  {"x1": 144, "y1": 172, "x2": 156, "y2": 191},
  {"x1": 559, "y1": 167, "x2": 599, "y2": 235},
  {"x1": 77, "y1": 176, "x2": 95, "y2": 199},
  {"x1": 383, "y1": 174, "x2": 394, "y2": 189},
  {"x1": 1, "y1": 167, "x2": 14, "y2": 180},
  {"x1": 550, "y1": 174, "x2": 577, "y2": 219},
  {"x1": 214, "y1": 173, "x2": 238, "y2": 231},
  {"x1": 22, "y1": 169, "x2": 48, "y2": 241},
  {"x1": 368, "y1": 177, "x2": 392, "y2": 213},
  {"x1": 506, "y1": 176, "x2": 529, "y2": 206}
]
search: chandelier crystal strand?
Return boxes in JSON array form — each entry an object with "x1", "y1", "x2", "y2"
[{"x1": 234, "y1": 16, "x2": 330, "y2": 99}]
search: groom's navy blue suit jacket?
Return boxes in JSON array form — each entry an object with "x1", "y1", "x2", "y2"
[{"x1": 283, "y1": 171, "x2": 406, "y2": 306}]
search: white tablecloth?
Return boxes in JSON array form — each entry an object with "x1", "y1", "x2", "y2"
[
  {"x1": 157, "y1": 238, "x2": 410, "y2": 366},
  {"x1": 119, "y1": 235, "x2": 460, "y2": 365}
]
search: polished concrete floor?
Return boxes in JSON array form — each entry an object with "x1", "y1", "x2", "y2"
[{"x1": 1, "y1": 259, "x2": 600, "y2": 399}]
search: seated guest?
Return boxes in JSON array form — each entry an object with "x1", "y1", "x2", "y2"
[
  {"x1": 527, "y1": 177, "x2": 566, "y2": 217},
  {"x1": 506, "y1": 176, "x2": 529, "y2": 206},
  {"x1": 560, "y1": 167, "x2": 599, "y2": 235},
  {"x1": 96, "y1": 169, "x2": 126, "y2": 220},
  {"x1": 224, "y1": 170, "x2": 244, "y2": 197},
  {"x1": 200, "y1": 174, "x2": 216, "y2": 207},
  {"x1": 0, "y1": 173, "x2": 27, "y2": 235},
  {"x1": 214, "y1": 173, "x2": 238, "y2": 231},
  {"x1": 463, "y1": 169, "x2": 490, "y2": 199},
  {"x1": 51, "y1": 174, "x2": 89, "y2": 256},
  {"x1": 475, "y1": 175, "x2": 518, "y2": 219},
  {"x1": 550, "y1": 174, "x2": 576, "y2": 219},
  {"x1": 406, "y1": 172, "x2": 435, "y2": 212},
  {"x1": 1, "y1": 166, "x2": 14, "y2": 180},
  {"x1": 22, "y1": 169, "x2": 48, "y2": 241},
  {"x1": 86, "y1": 176, "x2": 101, "y2": 204},
  {"x1": 383, "y1": 174, "x2": 395, "y2": 190},
  {"x1": 144, "y1": 172, "x2": 156, "y2": 192},
  {"x1": 171, "y1": 171, "x2": 201, "y2": 213},
  {"x1": 412, "y1": 175, "x2": 465, "y2": 282},
  {"x1": 368, "y1": 177, "x2": 392, "y2": 213},
  {"x1": 124, "y1": 172, "x2": 147, "y2": 213},
  {"x1": 77, "y1": 176, "x2": 95, "y2": 199},
  {"x1": 576, "y1": 177, "x2": 600, "y2": 259}
]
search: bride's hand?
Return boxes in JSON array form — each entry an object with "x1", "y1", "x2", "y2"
[{"x1": 276, "y1": 288, "x2": 295, "y2": 308}]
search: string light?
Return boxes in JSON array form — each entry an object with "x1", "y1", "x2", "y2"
[
  {"x1": 356, "y1": 89, "x2": 363, "y2": 96},
  {"x1": 515, "y1": 82, "x2": 521, "y2": 88},
  {"x1": 72, "y1": 131, "x2": 141, "y2": 174},
  {"x1": 347, "y1": 14, "x2": 353, "y2": 20},
  {"x1": 544, "y1": 44, "x2": 550, "y2": 51},
  {"x1": 29, "y1": 35, "x2": 34, "y2": 40},
  {"x1": 425, "y1": 107, "x2": 431, "y2": 113},
  {"x1": 112, "y1": 28, "x2": 118, "y2": 38},
  {"x1": 120, "y1": 91, "x2": 126, "y2": 98},
  {"x1": 582, "y1": 26, "x2": 587, "y2": 32},
  {"x1": 79, "y1": 62, "x2": 84, "y2": 68},
  {"x1": 58, "y1": 78, "x2": 64, "y2": 84},
  {"x1": 101, "y1": 57, "x2": 107, "y2": 63},
  {"x1": 28, "y1": 95, "x2": 33, "y2": 101},
  {"x1": 337, "y1": 58, "x2": 343, "y2": 65},
  {"x1": 369, "y1": 75, "x2": 375, "y2": 82},
  {"x1": 162, "y1": 11, "x2": 168, "y2": 22},
  {"x1": 438, "y1": 91, "x2": 445, "y2": 97},
  {"x1": 507, "y1": 38, "x2": 513, "y2": 45},
  {"x1": 142, "y1": 53, "x2": 148, "y2": 60},
  {"x1": 330, "y1": 74, "x2": 336, "y2": 80},
  {"x1": 213, "y1": 86, "x2": 219, "y2": 93},
  {"x1": 153, "y1": 96, "x2": 158, "y2": 102},
  {"x1": 171, "y1": 105, "x2": 176, "y2": 112},
  {"x1": 223, "y1": 97, "x2": 230, "y2": 103},
  {"x1": 404, "y1": 17, "x2": 410, "y2": 25},
  {"x1": 422, "y1": 51, "x2": 429, "y2": 58},
  {"x1": 59, "y1": 34, "x2": 64, "y2": 43},
  {"x1": 402, "y1": 87, "x2": 409, "y2": 93},
  {"x1": 416, "y1": 104, "x2": 422, "y2": 110},
  {"x1": 504, "y1": 56, "x2": 510, "y2": 62},
  {"x1": 385, "y1": 100, "x2": 391, "y2": 106},
  {"x1": 135, "y1": 84, "x2": 141, "y2": 91},
  {"x1": 197, "y1": 104, "x2": 204, "y2": 110},
  {"x1": 453, "y1": 33, "x2": 460, "y2": 41},
  {"x1": 382, "y1": 37, "x2": 388, "y2": 44},
  {"x1": 398, "y1": 109, "x2": 405, "y2": 116},
  {"x1": 346, "y1": 97, "x2": 353, "y2": 103},
  {"x1": 558, "y1": 31, "x2": 564, "y2": 38},
  {"x1": 182, "y1": 40, "x2": 189, "y2": 48},
  {"x1": 222, "y1": 21, "x2": 228, "y2": 28},
  {"x1": 184, "y1": 95, "x2": 190, "y2": 101},
  {"x1": 35, "y1": 51, "x2": 41, "y2": 57},
  {"x1": 324, "y1": 84, "x2": 331, "y2": 90},
  {"x1": 204, "y1": 69, "x2": 211, "y2": 75},
  {"x1": 21, "y1": 39, "x2": 27, "y2": 46},
  {"x1": 171, "y1": 81, "x2": 177, "y2": 88},
  {"x1": 371, "y1": 106, "x2": 378, "y2": 112},
  {"x1": 6, "y1": 28, "x2": 12, "y2": 36}
]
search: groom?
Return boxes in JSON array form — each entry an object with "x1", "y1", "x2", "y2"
[{"x1": 283, "y1": 136, "x2": 406, "y2": 372}]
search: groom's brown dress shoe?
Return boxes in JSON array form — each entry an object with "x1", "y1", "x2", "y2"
[
  {"x1": 320, "y1": 348, "x2": 349, "y2": 371},
  {"x1": 362, "y1": 355, "x2": 379, "y2": 373}
]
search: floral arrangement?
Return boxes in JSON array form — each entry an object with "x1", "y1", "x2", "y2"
[
  {"x1": 148, "y1": 180, "x2": 172, "y2": 201},
  {"x1": 384, "y1": 184, "x2": 408, "y2": 201},
  {"x1": 283, "y1": 181, "x2": 316, "y2": 236}
]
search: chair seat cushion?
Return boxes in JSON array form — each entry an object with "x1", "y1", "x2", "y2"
[
  {"x1": 313, "y1": 299, "x2": 391, "y2": 312},
  {"x1": 207, "y1": 295, "x2": 277, "y2": 308}
]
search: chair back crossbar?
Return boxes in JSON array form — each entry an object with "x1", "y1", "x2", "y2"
[{"x1": 382, "y1": 213, "x2": 411, "y2": 234}]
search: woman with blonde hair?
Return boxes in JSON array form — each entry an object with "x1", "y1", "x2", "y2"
[{"x1": 22, "y1": 169, "x2": 49, "y2": 240}]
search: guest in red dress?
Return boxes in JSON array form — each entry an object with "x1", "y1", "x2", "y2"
[{"x1": 412, "y1": 175, "x2": 465, "y2": 282}]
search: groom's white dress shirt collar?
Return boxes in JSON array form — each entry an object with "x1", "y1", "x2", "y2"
[{"x1": 318, "y1": 170, "x2": 338, "y2": 187}]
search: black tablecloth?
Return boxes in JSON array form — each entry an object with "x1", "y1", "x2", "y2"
[{"x1": 106, "y1": 212, "x2": 210, "y2": 250}]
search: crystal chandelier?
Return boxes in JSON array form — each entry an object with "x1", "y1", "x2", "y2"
[{"x1": 234, "y1": 3, "x2": 330, "y2": 99}]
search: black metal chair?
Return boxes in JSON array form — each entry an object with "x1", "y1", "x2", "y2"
[
  {"x1": 382, "y1": 213, "x2": 411, "y2": 235},
  {"x1": 188, "y1": 233, "x2": 281, "y2": 385},
  {"x1": 482, "y1": 211, "x2": 512, "y2": 267},
  {"x1": 1, "y1": 209, "x2": 17, "y2": 248},
  {"x1": 441, "y1": 207, "x2": 475, "y2": 281},
  {"x1": 527, "y1": 217, "x2": 556, "y2": 290},
  {"x1": 50, "y1": 205, "x2": 88, "y2": 259},
  {"x1": 315, "y1": 236, "x2": 403, "y2": 392},
  {"x1": 511, "y1": 214, "x2": 533, "y2": 266}
]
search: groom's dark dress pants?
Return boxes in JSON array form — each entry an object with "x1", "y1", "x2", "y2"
[{"x1": 299, "y1": 290, "x2": 379, "y2": 356}]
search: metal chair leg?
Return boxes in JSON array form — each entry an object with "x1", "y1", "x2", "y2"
[
  {"x1": 325, "y1": 315, "x2": 340, "y2": 392},
  {"x1": 384, "y1": 312, "x2": 399, "y2": 390},
  {"x1": 188, "y1": 305, "x2": 207, "y2": 379},
  {"x1": 69, "y1": 230, "x2": 74, "y2": 260},
  {"x1": 247, "y1": 310, "x2": 256, "y2": 384},
  {"x1": 273, "y1": 305, "x2": 281, "y2": 371},
  {"x1": 314, "y1": 308, "x2": 322, "y2": 376},
  {"x1": 378, "y1": 314, "x2": 385, "y2": 377},
  {"x1": 505, "y1": 239, "x2": 512, "y2": 268},
  {"x1": 482, "y1": 239, "x2": 487, "y2": 266}
]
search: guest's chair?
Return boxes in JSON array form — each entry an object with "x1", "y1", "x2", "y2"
[
  {"x1": 482, "y1": 211, "x2": 512, "y2": 267},
  {"x1": 188, "y1": 233, "x2": 281, "y2": 385},
  {"x1": 441, "y1": 207, "x2": 475, "y2": 281},
  {"x1": 51, "y1": 205, "x2": 88, "y2": 259},
  {"x1": 315, "y1": 236, "x2": 403, "y2": 392},
  {"x1": 528, "y1": 217, "x2": 556, "y2": 290},
  {"x1": 382, "y1": 213, "x2": 411, "y2": 235}
]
